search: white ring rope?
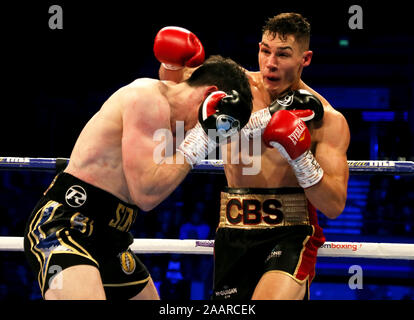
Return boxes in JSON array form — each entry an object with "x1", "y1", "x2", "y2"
[
  {"x1": 1, "y1": 237, "x2": 413, "y2": 260},
  {"x1": 0, "y1": 159, "x2": 412, "y2": 260}
]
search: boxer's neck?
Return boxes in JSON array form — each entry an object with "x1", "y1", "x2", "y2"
[{"x1": 167, "y1": 82, "x2": 203, "y2": 131}]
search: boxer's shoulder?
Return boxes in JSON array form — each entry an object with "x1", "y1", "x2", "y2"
[
  {"x1": 128, "y1": 77, "x2": 159, "y2": 88},
  {"x1": 321, "y1": 107, "x2": 349, "y2": 134},
  {"x1": 119, "y1": 79, "x2": 166, "y2": 107},
  {"x1": 118, "y1": 79, "x2": 170, "y2": 126},
  {"x1": 123, "y1": 78, "x2": 162, "y2": 97},
  {"x1": 310, "y1": 106, "x2": 350, "y2": 148}
]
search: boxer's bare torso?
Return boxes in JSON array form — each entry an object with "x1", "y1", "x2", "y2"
[
  {"x1": 65, "y1": 78, "x2": 198, "y2": 208},
  {"x1": 161, "y1": 61, "x2": 349, "y2": 216},
  {"x1": 224, "y1": 71, "x2": 346, "y2": 189},
  {"x1": 155, "y1": 19, "x2": 351, "y2": 300}
]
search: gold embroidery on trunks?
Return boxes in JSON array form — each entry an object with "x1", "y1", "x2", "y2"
[
  {"x1": 219, "y1": 191, "x2": 310, "y2": 229},
  {"x1": 119, "y1": 251, "x2": 136, "y2": 275},
  {"x1": 109, "y1": 203, "x2": 136, "y2": 232}
]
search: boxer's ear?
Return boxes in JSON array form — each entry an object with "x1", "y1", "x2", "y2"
[
  {"x1": 302, "y1": 50, "x2": 313, "y2": 67},
  {"x1": 203, "y1": 85, "x2": 219, "y2": 99}
]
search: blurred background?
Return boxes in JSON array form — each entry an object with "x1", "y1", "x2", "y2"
[{"x1": 1, "y1": 1, "x2": 413, "y2": 300}]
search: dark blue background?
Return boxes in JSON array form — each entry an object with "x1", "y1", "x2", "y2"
[{"x1": 0, "y1": 1, "x2": 413, "y2": 300}]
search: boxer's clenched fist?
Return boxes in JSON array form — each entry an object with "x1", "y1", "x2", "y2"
[
  {"x1": 178, "y1": 90, "x2": 252, "y2": 167},
  {"x1": 263, "y1": 110, "x2": 324, "y2": 188},
  {"x1": 154, "y1": 26, "x2": 205, "y2": 70}
]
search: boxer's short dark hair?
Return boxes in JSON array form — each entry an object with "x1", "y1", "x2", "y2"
[
  {"x1": 186, "y1": 55, "x2": 253, "y2": 108},
  {"x1": 262, "y1": 12, "x2": 311, "y2": 50}
]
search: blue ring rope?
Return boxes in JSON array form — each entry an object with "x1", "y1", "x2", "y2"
[{"x1": 0, "y1": 157, "x2": 413, "y2": 175}]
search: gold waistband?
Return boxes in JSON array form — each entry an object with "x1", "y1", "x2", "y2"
[{"x1": 219, "y1": 189, "x2": 310, "y2": 229}]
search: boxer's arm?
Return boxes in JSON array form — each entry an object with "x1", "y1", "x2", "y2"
[
  {"x1": 158, "y1": 65, "x2": 196, "y2": 82},
  {"x1": 121, "y1": 92, "x2": 191, "y2": 211},
  {"x1": 304, "y1": 109, "x2": 350, "y2": 219}
]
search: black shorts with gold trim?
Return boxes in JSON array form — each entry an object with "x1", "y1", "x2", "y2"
[
  {"x1": 23, "y1": 172, "x2": 150, "y2": 300},
  {"x1": 212, "y1": 187, "x2": 325, "y2": 300}
]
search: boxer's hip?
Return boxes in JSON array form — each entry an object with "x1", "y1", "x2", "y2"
[{"x1": 40, "y1": 172, "x2": 139, "y2": 233}]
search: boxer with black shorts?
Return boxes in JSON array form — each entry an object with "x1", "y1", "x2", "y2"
[
  {"x1": 158, "y1": 13, "x2": 350, "y2": 299},
  {"x1": 213, "y1": 187, "x2": 324, "y2": 300},
  {"x1": 25, "y1": 173, "x2": 149, "y2": 300},
  {"x1": 24, "y1": 44, "x2": 253, "y2": 299}
]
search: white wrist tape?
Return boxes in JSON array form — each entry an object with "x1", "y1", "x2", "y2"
[
  {"x1": 270, "y1": 142, "x2": 324, "y2": 189},
  {"x1": 290, "y1": 150, "x2": 324, "y2": 188},
  {"x1": 162, "y1": 63, "x2": 184, "y2": 71},
  {"x1": 241, "y1": 108, "x2": 271, "y2": 138},
  {"x1": 177, "y1": 123, "x2": 217, "y2": 167}
]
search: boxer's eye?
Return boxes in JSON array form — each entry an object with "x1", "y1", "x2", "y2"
[{"x1": 277, "y1": 52, "x2": 290, "y2": 57}]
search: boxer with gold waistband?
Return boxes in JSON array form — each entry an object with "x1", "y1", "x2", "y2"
[
  {"x1": 157, "y1": 13, "x2": 350, "y2": 300},
  {"x1": 214, "y1": 187, "x2": 324, "y2": 299}
]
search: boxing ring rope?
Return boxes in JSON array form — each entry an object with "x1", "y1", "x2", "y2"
[
  {"x1": 1, "y1": 236, "x2": 414, "y2": 260},
  {"x1": 1, "y1": 157, "x2": 414, "y2": 174},
  {"x1": 0, "y1": 157, "x2": 413, "y2": 260}
]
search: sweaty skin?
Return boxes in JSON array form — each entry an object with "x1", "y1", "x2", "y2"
[
  {"x1": 224, "y1": 32, "x2": 350, "y2": 219},
  {"x1": 46, "y1": 78, "x2": 215, "y2": 300},
  {"x1": 222, "y1": 32, "x2": 350, "y2": 300},
  {"x1": 65, "y1": 78, "x2": 209, "y2": 211},
  {"x1": 160, "y1": 32, "x2": 350, "y2": 218},
  {"x1": 158, "y1": 30, "x2": 350, "y2": 300}
]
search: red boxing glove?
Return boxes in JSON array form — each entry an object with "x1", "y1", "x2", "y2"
[
  {"x1": 263, "y1": 110, "x2": 324, "y2": 188},
  {"x1": 154, "y1": 26, "x2": 205, "y2": 70},
  {"x1": 263, "y1": 110, "x2": 311, "y2": 159}
]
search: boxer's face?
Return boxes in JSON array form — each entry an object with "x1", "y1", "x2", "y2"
[{"x1": 258, "y1": 32, "x2": 312, "y2": 98}]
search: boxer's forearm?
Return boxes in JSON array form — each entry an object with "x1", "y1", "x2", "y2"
[
  {"x1": 302, "y1": 108, "x2": 350, "y2": 219},
  {"x1": 133, "y1": 153, "x2": 190, "y2": 211},
  {"x1": 304, "y1": 173, "x2": 348, "y2": 219},
  {"x1": 158, "y1": 65, "x2": 185, "y2": 82},
  {"x1": 158, "y1": 65, "x2": 195, "y2": 83}
]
